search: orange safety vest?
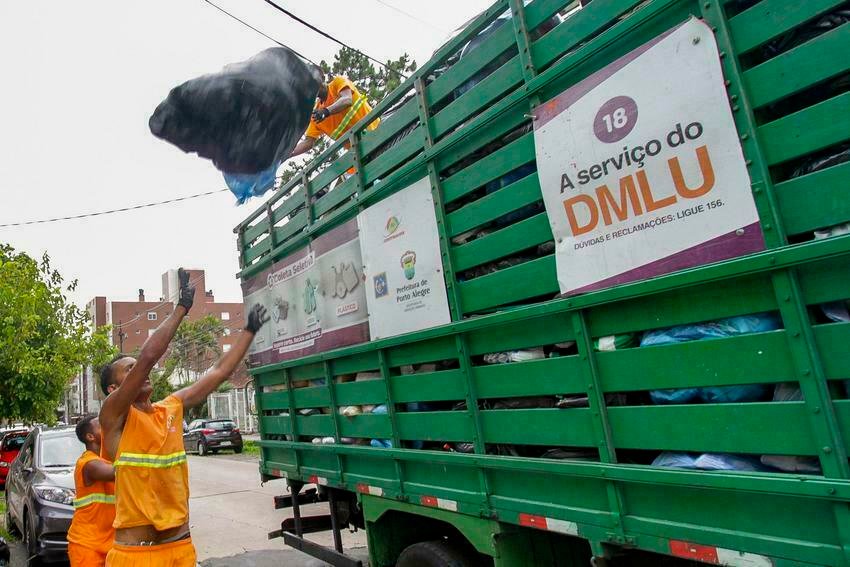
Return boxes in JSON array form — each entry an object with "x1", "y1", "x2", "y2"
[
  {"x1": 113, "y1": 395, "x2": 189, "y2": 531},
  {"x1": 305, "y1": 76, "x2": 380, "y2": 143},
  {"x1": 67, "y1": 450, "x2": 116, "y2": 554}
]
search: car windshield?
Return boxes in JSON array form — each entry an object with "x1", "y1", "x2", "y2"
[
  {"x1": 39, "y1": 432, "x2": 84, "y2": 468},
  {"x1": 2, "y1": 435, "x2": 26, "y2": 451},
  {"x1": 208, "y1": 421, "x2": 235, "y2": 431}
]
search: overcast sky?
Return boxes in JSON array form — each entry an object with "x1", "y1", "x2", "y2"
[{"x1": 0, "y1": 0, "x2": 492, "y2": 307}]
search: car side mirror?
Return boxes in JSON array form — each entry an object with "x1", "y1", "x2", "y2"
[{"x1": 22, "y1": 467, "x2": 33, "y2": 475}]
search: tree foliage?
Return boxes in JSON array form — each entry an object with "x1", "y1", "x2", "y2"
[
  {"x1": 165, "y1": 315, "x2": 226, "y2": 385},
  {"x1": 277, "y1": 47, "x2": 417, "y2": 186},
  {"x1": 0, "y1": 245, "x2": 116, "y2": 423},
  {"x1": 149, "y1": 362, "x2": 177, "y2": 404}
]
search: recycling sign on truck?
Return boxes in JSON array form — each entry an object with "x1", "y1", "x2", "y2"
[
  {"x1": 533, "y1": 18, "x2": 763, "y2": 295},
  {"x1": 242, "y1": 218, "x2": 369, "y2": 365},
  {"x1": 357, "y1": 176, "x2": 451, "y2": 340}
]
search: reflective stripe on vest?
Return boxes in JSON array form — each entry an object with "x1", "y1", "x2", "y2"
[
  {"x1": 114, "y1": 450, "x2": 187, "y2": 469},
  {"x1": 73, "y1": 493, "x2": 116, "y2": 509},
  {"x1": 330, "y1": 97, "x2": 366, "y2": 139}
]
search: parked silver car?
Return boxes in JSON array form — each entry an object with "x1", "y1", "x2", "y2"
[{"x1": 4, "y1": 426, "x2": 83, "y2": 564}]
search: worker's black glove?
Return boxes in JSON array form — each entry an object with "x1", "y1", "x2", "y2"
[
  {"x1": 177, "y1": 268, "x2": 195, "y2": 312},
  {"x1": 245, "y1": 304, "x2": 270, "y2": 334},
  {"x1": 312, "y1": 107, "x2": 331, "y2": 123}
]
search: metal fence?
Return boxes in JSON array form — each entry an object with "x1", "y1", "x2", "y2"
[{"x1": 210, "y1": 385, "x2": 257, "y2": 433}]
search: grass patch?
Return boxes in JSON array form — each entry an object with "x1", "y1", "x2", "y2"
[
  {"x1": 243, "y1": 440, "x2": 261, "y2": 456},
  {"x1": 1, "y1": 490, "x2": 14, "y2": 541}
]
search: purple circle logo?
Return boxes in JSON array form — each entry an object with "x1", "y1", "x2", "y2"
[{"x1": 593, "y1": 96, "x2": 638, "y2": 143}]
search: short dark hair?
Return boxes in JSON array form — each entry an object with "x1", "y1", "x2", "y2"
[
  {"x1": 75, "y1": 414, "x2": 98, "y2": 444},
  {"x1": 100, "y1": 354, "x2": 129, "y2": 395}
]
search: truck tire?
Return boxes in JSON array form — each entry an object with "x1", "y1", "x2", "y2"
[{"x1": 396, "y1": 540, "x2": 475, "y2": 567}]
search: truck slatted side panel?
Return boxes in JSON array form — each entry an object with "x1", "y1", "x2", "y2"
[{"x1": 240, "y1": 0, "x2": 850, "y2": 565}]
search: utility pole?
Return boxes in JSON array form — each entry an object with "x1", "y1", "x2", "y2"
[{"x1": 118, "y1": 320, "x2": 126, "y2": 352}]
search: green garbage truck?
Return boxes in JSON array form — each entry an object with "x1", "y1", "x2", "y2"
[{"x1": 234, "y1": 0, "x2": 850, "y2": 564}]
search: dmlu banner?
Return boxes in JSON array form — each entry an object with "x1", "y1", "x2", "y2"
[{"x1": 533, "y1": 18, "x2": 763, "y2": 295}]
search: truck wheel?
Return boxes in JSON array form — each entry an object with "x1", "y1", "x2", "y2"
[{"x1": 396, "y1": 540, "x2": 474, "y2": 567}]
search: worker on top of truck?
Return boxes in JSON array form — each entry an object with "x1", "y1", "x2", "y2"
[
  {"x1": 97, "y1": 268, "x2": 269, "y2": 567},
  {"x1": 67, "y1": 415, "x2": 115, "y2": 567},
  {"x1": 287, "y1": 75, "x2": 381, "y2": 162}
]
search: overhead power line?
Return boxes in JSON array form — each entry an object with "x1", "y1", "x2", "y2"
[
  {"x1": 201, "y1": 0, "x2": 321, "y2": 68},
  {"x1": 0, "y1": 188, "x2": 229, "y2": 229},
  {"x1": 373, "y1": 0, "x2": 448, "y2": 34},
  {"x1": 262, "y1": 0, "x2": 409, "y2": 79}
]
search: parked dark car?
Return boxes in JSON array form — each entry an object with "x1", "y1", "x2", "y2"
[
  {"x1": 183, "y1": 419, "x2": 242, "y2": 456},
  {"x1": 5, "y1": 426, "x2": 83, "y2": 564},
  {"x1": 0, "y1": 430, "x2": 28, "y2": 489}
]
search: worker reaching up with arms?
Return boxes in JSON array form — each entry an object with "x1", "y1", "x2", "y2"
[
  {"x1": 287, "y1": 75, "x2": 381, "y2": 162},
  {"x1": 98, "y1": 268, "x2": 269, "y2": 566},
  {"x1": 67, "y1": 415, "x2": 115, "y2": 567}
]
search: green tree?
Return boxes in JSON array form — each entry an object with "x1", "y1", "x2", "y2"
[
  {"x1": 149, "y1": 360, "x2": 177, "y2": 403},
  {"x1": 0, "y1": 245, "x2": 117, "y2": 423},
  {"x1": 166, "y1": 315, "x2": 226, "y2": 385},
  {"x1": 278, "y1": 47, "x2": 417, "y2": 185}
]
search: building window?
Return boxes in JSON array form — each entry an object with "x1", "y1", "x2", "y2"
[
  {"x1": 223, "y1": 328, "x2": 231, "y2": 336},
  {"x1": 222, "y1": 344, "x2": 231, "y2": 352},
  {"x1": 221, "y1": 312, "x2": 230, "y2": 321},
  {"x1": 147, "y1": 312, "x2": 157, "y2": 321}
]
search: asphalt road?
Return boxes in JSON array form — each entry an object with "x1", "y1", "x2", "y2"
[{"x1": 4, "y1": 453, "x2": 368, "y2": 566}]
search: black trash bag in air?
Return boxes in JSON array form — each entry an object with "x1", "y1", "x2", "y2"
[{"x1": 149, "y1": 47, "x2": 321, "y2": 198}]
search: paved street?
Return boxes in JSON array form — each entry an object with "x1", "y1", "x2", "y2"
[
  {"x1": 188, "y1": 453, "x2": 367, "y2": 565},
  {"x1": 4, "y1": 453, "x2": 368, "y2": 566}
]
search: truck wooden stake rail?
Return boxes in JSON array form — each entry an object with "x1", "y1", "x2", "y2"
[{"x1": 235, "y1": 0, "x2": 850, "y2": 564}]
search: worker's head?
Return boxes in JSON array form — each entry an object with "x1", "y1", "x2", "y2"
[
  {"x1": 75, "y1": 414, "x2": 102, "y2": 452},
  {"x1": 99, "y1": 354, "x2": 153, "y2": 401},
  {"x1": 317, "y1": 81, "x2": 330, "y2": 103}
]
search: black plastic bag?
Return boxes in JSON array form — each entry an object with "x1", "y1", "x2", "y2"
[
  {"x1": 149, "y1": 47, "x2": 321, "y2": 175},
  {"x1": 764, "y1": 9, "x2": 850, "y2": 58}
]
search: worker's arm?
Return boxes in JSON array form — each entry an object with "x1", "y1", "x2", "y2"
[
  {"x1": 322, "y1": 87, "x2": 353, "y2": 115},
  {"x1": 288, "y1": 136, "x2": 317, "y2": 158},
  {"x1": 82, "y1": 460, "x2": 115, "y2": 487},
  {"x1": 99, "y1": 269, "x2": 195, "y2": 429},
  {"x1": 312, "y1": 87, "x2": 354, "y2": 124},
  {"x1": 173, "y1": 305, "x2": 269, "y2": 409}
]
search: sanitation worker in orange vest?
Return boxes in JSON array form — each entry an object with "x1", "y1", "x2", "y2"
[
  {"x1": 287, "y1": 75, "x2": 380, "y2": 163},
  {"x1": 98, "y1": 268, "x2": 269, "y2": 566},
  {"x1": 67, "y1": 415, "x2": 116, "y2": 567}
]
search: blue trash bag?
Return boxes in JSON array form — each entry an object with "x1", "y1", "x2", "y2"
[
  {"x1": 693, "y1": 453, "x2": 769, "y2": 471},
  {"x1": 224, "y1": 162, "x2": 279, "y2": 204},
  {"x1": 403, "y1": 402, "x2": 429, "y2": 449},
  {"x1": 484, "y1": 163, "x2": 541, "y2": 227},
  {"x1": 649, "y1": 388, "x2": 701, "y2": 404},
  {"x1": 701, "y1": 384, "x2": 771, "y2": 404},
  {"x1": 653, "y1": 452, "x2": 768, "y2": 471},
  {"x1": 370, "y1": 403, "x2": 430, "y2": 449},
  {"x1": 645, "y1": 313, "x2": 781, "y2": 404},
  {"x1": 370, "y1": 405, "x2": 392, "y2": 448},
  {"x1": 652, "y1": 452, "x2": 698, "y2": 469}
]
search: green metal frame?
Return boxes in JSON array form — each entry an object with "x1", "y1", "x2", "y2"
[{"x1": 242, "y1": 0, "x2": 850, "y2": 564}]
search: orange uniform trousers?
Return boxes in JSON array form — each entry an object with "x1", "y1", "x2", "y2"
[
  {"x1": 68, "y1": 542, "x2": 108, "y2": 567},
  {"x1": 105, "y1": 538, "x2": 196, "y2": 567}
]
